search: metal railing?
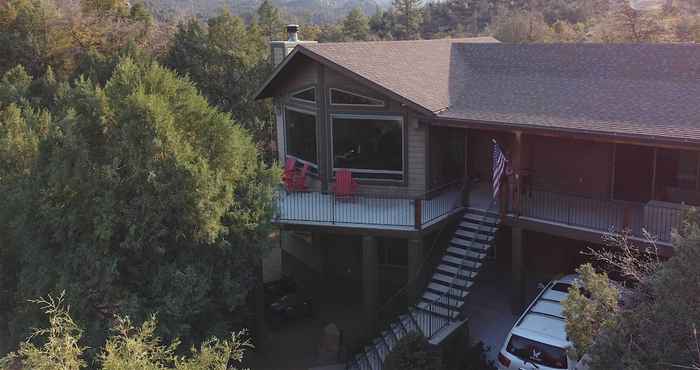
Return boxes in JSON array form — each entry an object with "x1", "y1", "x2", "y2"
[
  {"x1": 414, "y1": 198, "x2": 498, "y2": 338},
  {"x1": 519, "y1": 190, "x2": 685, "y2": 243},
  {"x1": 275, "y1": 180, "x2": 463, "y2": 230}
]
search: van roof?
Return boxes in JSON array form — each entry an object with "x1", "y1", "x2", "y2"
[{"x1": 512, "y1": 275, "x2": 577, "y2": 349}]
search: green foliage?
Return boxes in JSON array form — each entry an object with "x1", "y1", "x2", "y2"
[
  {"x1": 562, "y1": 264, "x2": 619, "y2": 359},
  {"x1": 343, "y1": 8, "x2": 371, "y2": 41},
  {"x1": 0, "y1": 58, "x2": 277, "y2": 354},
  {"x1": 569, "y1": 210, "x2": 700, "y2": 370},
  {"x1": 392, "y1": 0, "x2": 423, "y2": 39},
  {"x1": 0, "y1": 293, "x2": 251, "y2": 370},
  {"x1": 257, "y1": 0, "x2": 283, "y2": 41},
  {"x1": 165, "y1": 12, "x2": 274, "y2": 158},
  {"x1": 384, "y1": 332, "x2": 442, "y2": 370}
]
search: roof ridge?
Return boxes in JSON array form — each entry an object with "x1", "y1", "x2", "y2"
[{"x1": 302, "y1": 36, "x2": 495, "y2": 48}]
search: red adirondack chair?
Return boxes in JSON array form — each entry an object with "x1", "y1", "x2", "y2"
[
  {"x1": 332, "y1": 169, "x2": 358, "y2": 200},
  {"x1": 292, "y1": 163, "x2": 310, "y2": 191},
  {"x1": 283, "y1": 157, "x2": 297, "y2": 190}
]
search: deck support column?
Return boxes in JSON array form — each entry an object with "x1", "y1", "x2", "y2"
[
  {"x1": 407, "y1": 237, "x2": 424, "y2": 302},
  {"x1": 511, "y1": 226, "x2": 525, "y2": 314},
  {"x1": 362, "y1": 236, "x2": 379, "y2": 337}
]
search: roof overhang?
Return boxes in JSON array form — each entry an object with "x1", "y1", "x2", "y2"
[{"x1": 255, "y1": 45, "x2": 436, "y2": 117}]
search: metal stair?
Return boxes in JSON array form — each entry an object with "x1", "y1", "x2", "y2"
[{"x1": 346, "y1": 206, "x2": 500, "y2": 370}]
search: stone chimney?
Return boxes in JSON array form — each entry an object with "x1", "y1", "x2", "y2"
[{"x1": 270, "y1": 24, "x2": 317, "y2": 67}]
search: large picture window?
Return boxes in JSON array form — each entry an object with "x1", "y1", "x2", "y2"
[
  {"x1": 332, "y1": 114, "x2": 403, "y2": 180},
  {"x1": 285, "y1": 108, "x2": 318, "y2": 167}
]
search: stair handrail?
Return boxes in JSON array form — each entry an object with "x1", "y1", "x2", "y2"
[
  {"x1": 421, "y1": 198, "x2": 499, "y2": 337},
  {"x1": 375, "y1": 180, "x2": 467, "y2": 326},
  {"x1": 345, "y1": 181, "x2": 467, "y2": 370}
]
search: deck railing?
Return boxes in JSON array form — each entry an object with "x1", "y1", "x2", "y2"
[
  {"x1": 519, "y1": 190, "x2": 685, "y2": 243},
  {"x1": 275, "y1": 181, "x2": 463, "y2": 230}
]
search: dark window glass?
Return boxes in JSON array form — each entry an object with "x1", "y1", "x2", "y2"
[
  {"x1": 291, "y1": 88, "x2": 315, "y2": 103},
  {"x1": 331, "y1": 89, "x2": 383, "y2": 106},
  {"x1": 506, "y1": 335, "x2": 568, "y2": 369},
  {"x1": 551, "y1": 283, "x2": 572, "y2": 293},
  {"x1": 332, "y1": 116, "x2": 403, "y2": 179},
  {"x1": 656, "y1": 149, "x2": 699, "y2": 204},
  {"x1": 285, "y1": 109, "x2": 317, "y2": 164}
]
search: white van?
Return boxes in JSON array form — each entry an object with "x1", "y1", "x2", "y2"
[{"x1": 496, "y1": 275, "x2": 579, "y2": 370}]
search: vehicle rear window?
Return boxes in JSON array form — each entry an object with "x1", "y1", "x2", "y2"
[
  {"x1": 551, "y1": 283, "x2": 572, "y2": 292},
  {"x1": 506, "y1": 335, "x2": 568, "y2": 369}
]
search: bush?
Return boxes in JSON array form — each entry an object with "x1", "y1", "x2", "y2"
[{"x1": 384, "y1": 332, "x2": 442, "y2": 370}]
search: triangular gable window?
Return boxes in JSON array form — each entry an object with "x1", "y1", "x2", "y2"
[
  {"x1": 290, "y1": 87, "x2": 316, "y2": 103},
  {"x1": 330, "y1": 88, "x2": 384, "y2": 107}
]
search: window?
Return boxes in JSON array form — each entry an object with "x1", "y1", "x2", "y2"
[
  {"x1": 290, "y1": 87, "x2": 315, "y2": 104},
  {"x1": 506, "y1": 335, "x2": 568, "y2": 369},
  {"x1": 655, "y1": 149, "x2": 699, "y2": 203},
  {"x1": 330, "y1": 88, "x2": 384, "y2": 107},
  {"x1": 332, "y1": 114, "x2": 403, "y2": 180},
  {"x1": 285, "y1": 108, "x2": 317, "y2": 166}
]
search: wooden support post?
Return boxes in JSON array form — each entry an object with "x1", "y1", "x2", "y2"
[
  {"x1": 511, "y1": 226, "x2": 525, "y2": 314},
  {"x1": 463, "y1": 129, "x2": 470, "y2": 207},
  {"x1": 407, "y1": 238, "x2": 423, "y2": 302},
  {"x1": 414, "y1": 199, "x2": 422, "y2": 230},
  {"x1": 610, "y1": 143, "x2": 617, "y2": 200},
  {"x1": 651, "y1": 147, "x2": 658, "y2": 201},
  {"x1": 362, "y1": 236, "x2": 379, "y2": 338}
]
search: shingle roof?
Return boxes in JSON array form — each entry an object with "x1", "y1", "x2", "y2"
[
  {"x1": 442, "y1": 43, "x2": 700, "y2": 143},
  {"x1": 258, "y1": 40, "x2": 700, "y2": 143},
  {"x1": 301, "y1": 37, "x2": 499, "y2": 113}
]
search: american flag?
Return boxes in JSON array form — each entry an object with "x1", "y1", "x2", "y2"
[{"x1": 492, "y1": 140, "x2": 507, "y2": 199}]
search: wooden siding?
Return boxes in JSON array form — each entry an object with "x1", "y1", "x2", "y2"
[{"x1": 272, "y1": 56, "x2": 429, "y2": 199}]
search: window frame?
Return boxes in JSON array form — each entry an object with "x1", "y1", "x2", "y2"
[
  {"x1": 329, "y1": 88, "x2": 385, "y2": 108},
  {"x1": 330, "y1": 113, "x2": 405, "y2": 182},
  {"x1": 289, "y1": 86, "x2": 317, "y2": 105},
  {"x1": 283, "y1": 105, "x2": 320, "y2": 174}
]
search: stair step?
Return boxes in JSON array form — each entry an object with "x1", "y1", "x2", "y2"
[
  {"x1": 426, "y1": 282, "x2": 469, "y2": 298},
  {"x1": 437, "y1": 260, "x2": 480, "y2": 275},
  {"x1": 365, "y1": 346, "x2": 380, "y2": 370},
  {"x1": 432, "y1": 272, "x2": 473, "y2": 289},
  {"x1": 454, "y1": 229, "x2": 494, "y2": 242},
  {"x1": 416, "y1": 301, "x2": 460, "y2": 319},
  {"x1": 354, "y1": 353, "x2": 368, "y2": 370},
  {"x1": 400, "y1": 314, "x2": 419, "y2": 334},
  {"x1": 446, "y1": 246, "x2": 485, "y2": 260},
  {"x1": 450, "y1": 237, "x2": 492, "y2": 251},
  {"x1": 373, "y1": 337, "x2": 389, "y2": 362},
  {"x1": 409, "y1": 307, "x2": 450, "y2": 338},
  {"x1": 422, "y1": 291, "x2": 466, "y2": 309},
  {"x1": 390, "y1": 322, "x2": 406, "y2": 339},
  {"x1": 462, "y1": 213, "x2": 499, "y2": 225},
  {"x1": 441, "y1": 255, "x2": 483, "y2": 269},
  {"x1": 435, "y1": 265, "x2": 477, "y2": 279},
  {"x1": 382, "y1": 330, "x2": 396, "y2": 349}
]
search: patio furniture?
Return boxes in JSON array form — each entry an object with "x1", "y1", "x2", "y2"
[
  {"x1": 292, "y1": 163, "x2": 310, "y2": 191},
  {"x1": 283, "y1": 157, "x2": 297, "y2": 190},
  {"x1": 332, "y1": 169, "x2": 358, "y2": 200}
]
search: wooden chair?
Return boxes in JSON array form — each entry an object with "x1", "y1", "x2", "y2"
[
  {"x1": 283, "y1": 157, "x2": 297, "y2": 190},
  {"x1": 332, "y1": 169, "x2": 358, "y2": 200},
  {"x1": 292, "y1": 163, "x2": 310, "y2": 191}
]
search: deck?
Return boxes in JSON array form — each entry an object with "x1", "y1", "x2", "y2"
[{"x1": 275, "y1": 187, "x2": 463, "y2": 231}]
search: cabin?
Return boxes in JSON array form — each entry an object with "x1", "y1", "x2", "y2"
[{"x1": 256, "y1": 26, "x2": 700, "y2": 368}]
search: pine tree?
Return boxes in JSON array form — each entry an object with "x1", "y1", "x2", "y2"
[{"x1": 343, "y1": 8, "x2": 371, "y2": 41}]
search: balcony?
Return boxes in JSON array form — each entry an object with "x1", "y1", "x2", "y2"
[
  {"x1": 518, "y1": 190, "x2": 686, "y2": 244},
  {"x1": 275, "y1": 182, "x2": 464, "y2": 231}
]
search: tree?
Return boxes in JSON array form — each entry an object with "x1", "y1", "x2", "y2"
[
  {"x1": 563, "y1": 210, "x2": 700, "y2": 370},
  {"x1": 562, "y1": 264, "x2": 619, "y2": 359},
  {"x1": 1, "y1": 58, "x2": 278, "y2": 352},
  {"x1": 488, "y1": 9, "x2": 550, "y2": 42},
  {"x1": 165, "y1": 12, "x2": 275, "y2": 158},
  {"x1": 383, "y1": 332, "x2": 442, "y2": 370},
  {"x1": 0, "y1": 292, "x2": 252, "y2": 370},
  {"x1": 257, "y1": 0, "x2": 283, "y2": 41},
  {"x1": 392, "y1": 0, "x2": 422, "y2": 39},
  {"x1": 343, "y1": 8, "x2": 370, "y2": 41}
]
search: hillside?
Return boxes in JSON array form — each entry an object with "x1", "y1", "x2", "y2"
[{"x1": 144, "y1": 0, "x2": 385, "y2": 22}]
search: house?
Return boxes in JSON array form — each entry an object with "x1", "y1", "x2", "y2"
[{"x1": 256, "y1": 26, "x2": 700, "y2": 368}]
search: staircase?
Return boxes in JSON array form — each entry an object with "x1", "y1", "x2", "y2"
[{"x1": 346, "y1": 207, "x2": 500, "y2": 370}]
